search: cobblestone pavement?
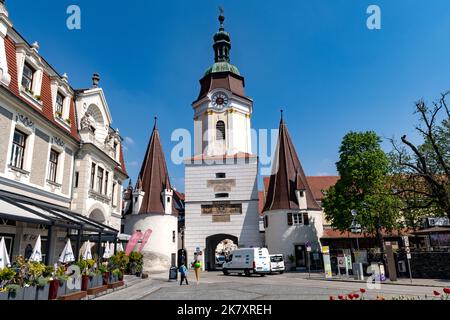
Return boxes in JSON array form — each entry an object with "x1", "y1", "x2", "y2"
[{"x1": 96, "y1": 271, "x2": 450, "y2": 300}]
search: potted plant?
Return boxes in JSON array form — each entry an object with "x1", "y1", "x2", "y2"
[
  {"x1": 23, "y1": 261, "x2": 45, "y2": 300},
  {"x1": 111, "y1": 268, "x2": 121, "y2": 283},
  {"x1": 109, "y1": 252, "x2": 128, "y2": 281},
  {"x1": 128, "y1": 252, "x2": 144, "y2": 277},
  {"x1": 49, "y1": 266, "x2": 68, "y2": 300},
  {"x1": 6, "y1": 284, "x2": 22, "y2": 300},
  {"x1": 0, "y1": 267, "x2": 16, "y2": 300},
  {"x1": 99, "y1": 264, "x2": 110, "y2": 285},
  {"x1": 35, "y1": 265, "x2": 53, "y2": 300}
]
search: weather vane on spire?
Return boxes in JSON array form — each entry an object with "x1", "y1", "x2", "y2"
[{"x1": 218, "y1": 6, "x2": 225, "y2": 29}]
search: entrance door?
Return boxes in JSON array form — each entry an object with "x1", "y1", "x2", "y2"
[{"x1": 295, "y1": 245, "x2": 307, "y2": 268}]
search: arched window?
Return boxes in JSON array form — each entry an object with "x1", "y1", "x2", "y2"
[{"x1": 216, "y1": 121, "x2": 226, "y2": 141}]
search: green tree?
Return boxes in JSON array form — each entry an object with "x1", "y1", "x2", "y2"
[{"x1": 323, "y1": 131, "x2": 402, "y2": 247}]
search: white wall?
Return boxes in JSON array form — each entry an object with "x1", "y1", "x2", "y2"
[{"x1": 124, "y1": 214, "x2": 178, "y2": 272}]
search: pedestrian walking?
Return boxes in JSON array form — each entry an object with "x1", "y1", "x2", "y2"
[
  {"x1": 192, "y1": 259, "x2": 202, "y2": 284},
  {"x1": 179, "y1": 263, "x2": 189, "y2": 285}
]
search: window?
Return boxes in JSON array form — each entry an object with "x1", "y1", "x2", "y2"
[
  {"x1": 112, "y1": 182, "x2": 116, "y2": 206},
  {"x1": 96, "y1": 167, "x2": 104, "y2": 193},
  {"x1": 216, "y1": 121, "x2": 226, "y2": 140},
  {"x1": 264, "y1": 216, "x2": 269, "y2": 228},
  {"x1": 56, "y1": 92, "x2": 64, "y2": 115},
  {"x1": 10, "y1": 130, "x2": 27, "y2": 169},
  {"x1": 113, "y1": 141, "x2": 118, "y2": 159},
  {"x1": 104, "y1": 171, "x2": 109, "y2": 195},
  {"x1": 172, "y1": 231, "x2": 176, "y2": 243},
  {"x1": 215, "y1": 193, "x2": 229, "y2": 199},
  {"x1": 22, "y1": 63, "x2": 35, "y2": 91},
  {"x1": 47, "y1": 149, "x2": 59, "y2": 182},
  {"x1": 288, "y1": 212, "x2": 305, "y2": 226},
  {"x1": 74, "y1": 172, "x2": 79, "y2": 188},
  {"x1": 216, "y1": 173, "x2": 226, "y2": 179},
  {"x1": 90, "y1": 163, "x2": 96, "y2": 190}
]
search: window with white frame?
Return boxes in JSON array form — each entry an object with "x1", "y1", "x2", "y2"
[
  {"x1": 10, "y1": 129, "x2": 27, "y2": 169},
  {"x1": 287, "y1": 212, "x2": 304, "y2": 226},
  {"x1": 47, "y1": 149, "x2": 59, "y2": 183},
  {"x1": 55, "y1": 92, "x2": 64, "y2": 116},
  {"x1": 22, "y1": 62, "x2": 35, "y2": 92},
  {"x1": 96, "y1": 167, "x2": 104, "y2": 193},
  {"x1": 104, "y1": 171, "x2": 109, "y2": 195}
]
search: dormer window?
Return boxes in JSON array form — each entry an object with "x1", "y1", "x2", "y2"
[
  {"x1": 22, "y1": 63, "x2": 35, "y2": 92},
  {"x1": 55, "y1": 92, "x2": 64, "y2": 116}
]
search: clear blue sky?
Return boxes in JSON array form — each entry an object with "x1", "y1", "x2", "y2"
[{"x1": 8, "y1": 0, "x2": 450, "y2": 192}]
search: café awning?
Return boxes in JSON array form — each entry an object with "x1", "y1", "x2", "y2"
[{"x1": 0, "y1": 190, "x2": 118, "y2": 235}]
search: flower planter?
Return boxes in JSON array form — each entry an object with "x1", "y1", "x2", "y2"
[
  {"x1": 95, "y1": 275, "x2": 103, "y2": 287},
  {"x1": 109, "y1": 274, "x2": 119, "y2": 283},
  {"x1": 8, "y1": 287, "x2": 24, "y2": 300},
  {"x1": 81, "y1": 275, "x2": 89, "y2": 291},
  {"x1": 0, "y1": 291, "x2": 8, "y2": 300},
  {"x1": 35, "y1": 284, "x2": 50, "y2": 300},
  {"x1": 102, "y1": 272, "x2": 110, "y2": 285},
  {"x1": 48, "y1": 280, "x2": 59, "y2": 300},
  {"x1": 135, "y1": 271, "x2": 142, "y2": 278},
  {"x1": 119, "y1": 269, "x2": 125, "y2": 281},
  {"x1": 58, "y1": 280, "x2": 67, "y2": 297},
  {"x1": 23, "y1": 286, "x2": 37, "y2": 300}
]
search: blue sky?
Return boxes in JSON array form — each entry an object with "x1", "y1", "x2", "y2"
[{"x1": 8, "y1": 0, "x2": 450, "y2": 192}]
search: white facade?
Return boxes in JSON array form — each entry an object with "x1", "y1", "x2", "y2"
[
  {"x1": 184, "y1": 156, "x2": 264, "y2": 270},
  {"x1": 124, "y1": 213, "x2": 178, "y2": 272},
  {"x1": 193, "y1": 89, "x2": 252, "y2": 156},
  {"x1": 264, "y1": 209, "x2": 324, "y2": 259},
  {"x1": 71, "y1": 88, "x2": 126, "y2": 230}
]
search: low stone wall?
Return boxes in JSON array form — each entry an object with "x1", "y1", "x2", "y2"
[{"x1": 398, "y1": 252, "x2": 450, "y2": 279}]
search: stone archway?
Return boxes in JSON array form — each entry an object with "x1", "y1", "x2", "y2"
[
  {"x1": 89, "y1": 208, "x2": 106, "y2": 224},
  {"x1": 205, "y1": 234, "x2": 238, "y2": 271}
]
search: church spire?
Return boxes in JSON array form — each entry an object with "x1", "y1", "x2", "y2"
[
  {"x1": 213, "y1": 7, "x2": 231, "y2": 63},
  {"x1": 263, "y1": 114, "x2": 321, "y2": 212},
  {"x1": 136, "y1": 120, "x2": 177, "y2": 214}
]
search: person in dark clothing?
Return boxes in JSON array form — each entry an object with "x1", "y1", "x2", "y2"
[{"x1": 179, "y1": 263, "x2": 189, "y2": 285}]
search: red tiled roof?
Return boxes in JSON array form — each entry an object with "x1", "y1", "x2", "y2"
[
  {"x1": 306, "y1": 176, "x2": 339, "y2": 201},
  {"x1": 115, "y1": 144, "x2": 128, "y2": 178},
  {"x1": 4, "y1": 36, "x2": 79, "y2": 141},
  {"x1": 263, "y1": 117, "x2": 321, "y2": 212},
  {"x1": 322, "y1": 228, "x2": 412, "y2": 239},
  {"x1": 263, "y1": 176, "x2": 339, "y2": 202}
]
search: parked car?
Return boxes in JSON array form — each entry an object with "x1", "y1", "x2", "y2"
[
  {"x1": 269, "y1": 254, "x2": 285, "y2": 274},
  {"x1": 222, "y1": 248, "x2": 271, "y2": 276}
]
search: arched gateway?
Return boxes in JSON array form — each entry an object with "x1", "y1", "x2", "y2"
[{"x1": 205, "y1": 234, "x2": 238, "y2": 271}]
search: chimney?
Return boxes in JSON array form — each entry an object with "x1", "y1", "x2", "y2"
[{"x1": 92, "y1": 73, "x2": 100, "y2": 88}]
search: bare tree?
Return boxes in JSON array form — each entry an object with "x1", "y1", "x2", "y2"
[{"x1": 390, "y1": 92, "x2": 450, "y2": 219}]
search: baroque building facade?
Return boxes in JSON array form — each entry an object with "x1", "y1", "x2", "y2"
[{"x1": 0, "y1": 1, "x2": 127, "y2": 264}]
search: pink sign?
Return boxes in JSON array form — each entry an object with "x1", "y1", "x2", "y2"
[
  {"x1": 125, "y1": 231, "x2": 143, "y2": 255},
  {"x1": 138, "y1": 229, "x2": 153, "y2": 253}
]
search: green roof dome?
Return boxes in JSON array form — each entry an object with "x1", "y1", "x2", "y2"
[{"x1": 204, "y1": 61, "x2": 240, "y2": 77}]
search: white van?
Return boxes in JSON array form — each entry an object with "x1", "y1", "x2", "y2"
[
  {"x1": 269, "y1": 254, "x2": 286, "y2": 274},
  {"x1": 222, "y1": 248, "x2": 271, "y2": 276}
]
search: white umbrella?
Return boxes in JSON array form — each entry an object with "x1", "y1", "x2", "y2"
[
  {"x1": 82, "y1": 240, "x2": 93, "y2": 260},
  {"x1": 117, "y1": 242, "x2": 124, "y2": 253},
  {"x1": 59, "y1": 239, "x2": 75, "y2": 263},
  {"x1": 29, "y1": 235, "x2": 42, "y2": 262},
  {"x1": 0, "y1": 237, "x2": 11, "y2": 269},
  {"x1": 102, "y1": 241, "x2": 112, "y2": 259}
]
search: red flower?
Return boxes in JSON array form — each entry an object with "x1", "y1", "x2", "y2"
[
  {"x1": 338, "y1": 295, "x2": 345, "y2": 300},
  {"x1": 329, "y1": 296, "x2": 335, "y2": 300},
  {"x1": 348, "y1": 294, "x2": 354, "y2": 300},
  {"x1": 444, "y1": 288, "x2": 450, "y2": 294},
  {"x1": 360, "y1": 288, "x2": 366, "y2": 294},
  {"x1": 433, "y1": 290, "x2": 441, "y2": 296},
  {"x1": 353, "y1": 294, "x2": 360, "y2": 299}
]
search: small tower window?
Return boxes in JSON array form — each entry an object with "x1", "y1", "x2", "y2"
[
  {"x1": 216, "y1": 121, "x2": 226, "y2": 141},
  {"x1": 216, "y1": 173, "x2": 226, "y2": 179}
]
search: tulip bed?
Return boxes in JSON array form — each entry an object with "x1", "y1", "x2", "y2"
[{"x1": 329, "y1": 288, "x2": 450, "y2": 301}]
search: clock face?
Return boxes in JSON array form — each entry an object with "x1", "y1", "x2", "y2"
[{"x1": 211, "y1": 92, "x2": 229, "y2": 110}]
